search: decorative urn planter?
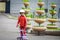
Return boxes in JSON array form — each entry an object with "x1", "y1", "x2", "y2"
[
  {"x1": 48, "y1": 19, "x2": 58, "y2": 23},
  {"x1": 51, "y1": 5, "x2": 56, "y2": 8},
  {"x1": 32, "y1": 27, "x2": 46, "y2": 32},
  {"x1": 24, "y1": 9, "x2": 30, "y2": 14},
  {"x1": 24, "y1": 2, "x2": 29, "y2": 7},
  {"x1": 27, "y1": 17, "x2": 32, "y2": 21},
  {"x1": 34, "y1": 19, "x2": 46, "y2": 24},
  {"x1": 36, "y1": 10, "x2": 44, "y2": 15},
  {"x1": 37, "y1": 2, "x2": 44, "y2": 6}
]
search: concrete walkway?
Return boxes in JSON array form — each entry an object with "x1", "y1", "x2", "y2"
[{"x1": 0, "y1": 13, "x2": 60, "y2": 40}]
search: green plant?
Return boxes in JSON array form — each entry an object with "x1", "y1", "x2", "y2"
[
  {"x1": 36, "y1": 8, "x2": 44, "y2": 10},
  {"x1": 38, "y1": 0, "x2": 42, "y2": 2},
  {"x1": 23, "y1": 0, "x2": 29, "y2": 2},
  {"x1": 47, "y1": 24, "x2": 56, "y2": 26},
  {"x1": 26, "y1": 13, "x2": 33, "y2": 18},
  {"x1": 51, "y1": 2, "x2": 56, "y2": 5},
  {"x1": 36, "y1": 15, "x2": 46, "y2": 18},
  {"x1": 47, "y1": 28, "x2": 60, "y2": 30},
  {"x1": 22, "y1": 7, "x2": 30, "y2": 9},
  {"x1": 49, "y1": 10, "x2": 56, "y2": 13},
  {"x1": 49, "y1": 10, "x2": 56, "y2": 18},
  {"x1": 49, "y1": 9, "x2": 56, "y2": 12},
  {"x1": 34, "y1": 25, "x2": 44, "y2": 27},
  {"x1": 49, "y1": 17, "x2": 57, "y2": 19}
]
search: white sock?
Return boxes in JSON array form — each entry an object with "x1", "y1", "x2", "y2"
[{"x1": 23, "y1": 36, "x2": 28, "y2": 39}]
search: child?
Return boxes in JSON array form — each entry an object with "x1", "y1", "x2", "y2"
[{"x1": 16, "y1": 9, "x2": 28, "y2": 40}]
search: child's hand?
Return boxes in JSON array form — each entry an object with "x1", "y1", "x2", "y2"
[
  {"x1": 16, "y1": 24, "x2": 18, "y2": 28},
  {"x1": 16, "y1": 24, "x2": 20, "y2": 28}
]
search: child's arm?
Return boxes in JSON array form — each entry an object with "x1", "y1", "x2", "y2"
[
  {"x1": 24, "y1": 17, "x2": 27, "y2": 27},
  {"x1": 16, "y1": 16, "x2": 20, "y2": 27}
]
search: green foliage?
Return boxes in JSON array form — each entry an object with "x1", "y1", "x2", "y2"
[
  {"x1": 26, "y1": 13, "x2": 33, "y2": 18},
  {"x1": 49, "y1": 10, "x2": 56, "y2": 13},
  {"x1": 38, "y1": 0, "x2": 42, "y2": 2},
  {"x1": 49, "y1": 17, "x2": 57, "y2": 19},
  {"x1": 36, "y1": 8, "x2": 44, "y2": 10},
  {"x1": 22, "y1": 7, "x2": 30, "y2": 10},
  {"x1": 47, "y1": 28, "x2": 60, "y2": 30},
  {"x1": 49, "y1": 9, "x2": 56, "y2": 12},
  {"x1": 34, "y1": 25, "x2": 44, "y2": 27},
  {"x1": 47, "y1": 24, "x2": 56, "y2": 26},
  {"x1": 23, "y1": 0, "x2": 29, "y2": 2},
  {"x1": 51, "y1": 2, "x2": 56, "y2": 5},
  {"x1": 36, "y1": 15, "x2": 46, "y2": 19}
]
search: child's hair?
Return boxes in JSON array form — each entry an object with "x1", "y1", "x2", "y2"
[{"x1": 20, "y1": 12, "x2": 24, "y2": 14}]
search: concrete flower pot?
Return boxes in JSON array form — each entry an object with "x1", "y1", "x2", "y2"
[
  {"x1": 51, "y1": 5, "x2": 56, "y2": 8},
  {"x1": 27, "y1": 17, "x2": 32, "y2": 21},
  {"x1": 26, "y1": 25, "x2": 31, "y2": 29},
  {"x1": 25, "y1": 10, "x2": 30, "y2": 14},
  {"x1": 37, "y1": 2, "x2": 44, "y2": 6},
  {"x1": 24, "y1": 2, "x2": 29, "y2": 7},
  {"x1": 32, "y1": 27, "x2": 46, "y2": 32},
  {"x1": 34, "y1": 19, "x2": 45, "y2": 24},
  {"x1": 36, "y1": 10, "x2": 44, "y2": 15},
  {"x1": 48, "y1": 19, "x2": 58, "y2": 23}
]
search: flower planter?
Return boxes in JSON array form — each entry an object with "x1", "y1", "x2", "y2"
[
  {"x1": 37, "y1": 2, "x2": 44, "y2": 6},
  {"x1": 27, "y1": 17, "x2": 32, "y2": 21},
  {"x1": 34, "y1": 19, "x2": 45, "y2": 24},
  {"x1": 24, "y1": 2, "x2": 29, "y2": 7},
  {"x1": 26, "y1": 25, "x2": 31, "y2": 29},
  {"x1": 36, "y1": 10, "x2": 44, "y2": 15},
  {"x1": 51, "y1": 5, "x2": 56, "y2": 8},
  {"x1": 48, "y1": 19, "x2": 58, "y2": 23},
  {"x1": 25, "y1": 10, "x2": 30, "y2": 14},
  {"x1": 32, "y1": 27, "x2": 46, "y2": 32},
  {"x1": 24, "y1": 2, "x2": 29, "y2": 6}
]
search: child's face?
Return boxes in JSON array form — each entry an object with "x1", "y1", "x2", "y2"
[{"x1": 20, "y1": 12, "x2": 24, "y2": 15}]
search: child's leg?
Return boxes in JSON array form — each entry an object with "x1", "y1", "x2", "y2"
[
  {"x1": 23, "y1": 28, "x2": 28, "y2": 40},
  {"x1": 20, "y1": 27, "x2": 23, "y2": 38},
  {"x1": 23, "y1": 27, "x2": 26, "y2": 36},
  {"x1": 20, "y1": 28, "x2": 24, "y2": 40}
]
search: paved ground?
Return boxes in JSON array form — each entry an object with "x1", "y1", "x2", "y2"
[{"x1": 0, "y1": 13, "x2": 60, "y2": 40}]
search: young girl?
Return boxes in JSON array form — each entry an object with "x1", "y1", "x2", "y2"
[{"x1": 16, "y1": 9, "x2": 28, "y2": 40}]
